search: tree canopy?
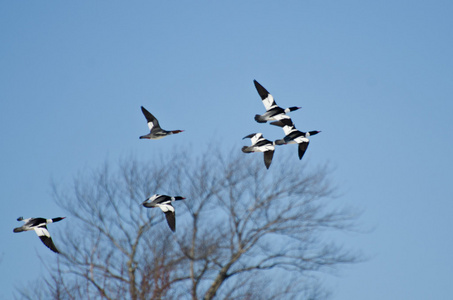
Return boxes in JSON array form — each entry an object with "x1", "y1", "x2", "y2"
[{"x1": 17, "y1": 150, "x2": 360, "y2": 300}]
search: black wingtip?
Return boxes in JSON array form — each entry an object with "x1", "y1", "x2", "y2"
[
  {"x1": 253, "y1": 80, "x2": 270, "y2": 99},
  {"x1": 164, "y1": 211, "x2": 176, "y2": 232},
  {"x1": 39, "y1": 236, "x2": 61, "y2": 254},
  {"x1": 264, "y1": 150, "x2": 274, "y2": 169},
  {"x1": 141, "y1": 106, "x2": 150, "y2": 114},
  {"x1": 298, "y1": 142, "x2": 309, "y2": 160},
  {"x1": 243, "y1": 133, "x2": 257, "y2": 139}
]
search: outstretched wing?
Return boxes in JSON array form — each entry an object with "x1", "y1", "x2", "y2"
[
  {"x1": 34, "y1": 226, "x2": 60, "y2": 253},
  {"x1": 263, "y1": 150, "x2": 274, "y2": 169},
  {"x1": 298, "y1": 141, "x2": 309, "y2": 160},
  {"x1": 254, "y1": 80, "x2": 277, "y2": 111},
  {"x1": 271, "y1": 118, "x2": 295, "y2": 135},
  {"x1": 141, "y1": 106, "x2": 161, "y2": 131},
  {"x1": 164, "y1": 211, "x2": 176, "y2": 232}
]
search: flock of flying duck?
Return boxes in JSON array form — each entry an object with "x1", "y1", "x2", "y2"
[
  {"x1": 14, "y1": 80, "x2": 320, "y2": 253},
  {"x1": 242, "y1": 80, "x2": 320, "y2": 169}
]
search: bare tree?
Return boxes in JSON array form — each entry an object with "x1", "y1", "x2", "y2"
[{"x1": 16, "y1": 150, "x2": 360, "y2": 300}]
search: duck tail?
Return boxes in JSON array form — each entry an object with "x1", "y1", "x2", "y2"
[
  {"x1": 13, "y1": 227, "x2": 25, "y2": 233},
  {"x1": 242, "y1": 146, "x2": 253, "y2": 153},
  {"x1": 254, "y1": 115, "x2": 266, "y2": 123},
  {"x1": 274, "y1": 139, "x2": 286, "y2": 146}
]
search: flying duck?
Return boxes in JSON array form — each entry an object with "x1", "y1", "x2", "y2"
[
  {"x1": 13, "y1": 216, "x2": 65, "y2": 253},
  {"x1": 142, "y1": 194, "x2": 186, "y2": 232},
  {"x1": 253, "y1": 80, "x2": 301, "y2": 123},
  {"x1": 139, "y1": 106, "x2": 184, "y2": 140},
  {"x1": 272, "y1": 119, "x2": 320, "y2": 160},
  {"x1": 242, "y1": 133, "x2": 277, "y2": 169}
]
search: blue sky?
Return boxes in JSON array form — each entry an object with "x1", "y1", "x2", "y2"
[{"x1": 1, "y1": 1, "x2": 453, "y2": 299}]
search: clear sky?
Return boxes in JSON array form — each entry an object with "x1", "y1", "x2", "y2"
[{"x1": 1, "y1": 1, "x2": 453, "y2": 299}]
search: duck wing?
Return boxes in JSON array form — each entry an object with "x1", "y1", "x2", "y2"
[
  {"x1": 254, "y1": 80, "x2": 278, "y2": 111},
  {"x1": 164, "y1": 211, "x2": 176, "y2": 232},
  {"x1": 34, "y1": 225, "x2": 60, "y2": 253},
  {"x1": 263, "y1": 150, "x2": 274, "y2": 169},
  {"x1": 141, "y1": 106, "x2": 161, "y2": 131},
  {"x1": 298, "y1": 141, "x2": 309, "y2": 160}
]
